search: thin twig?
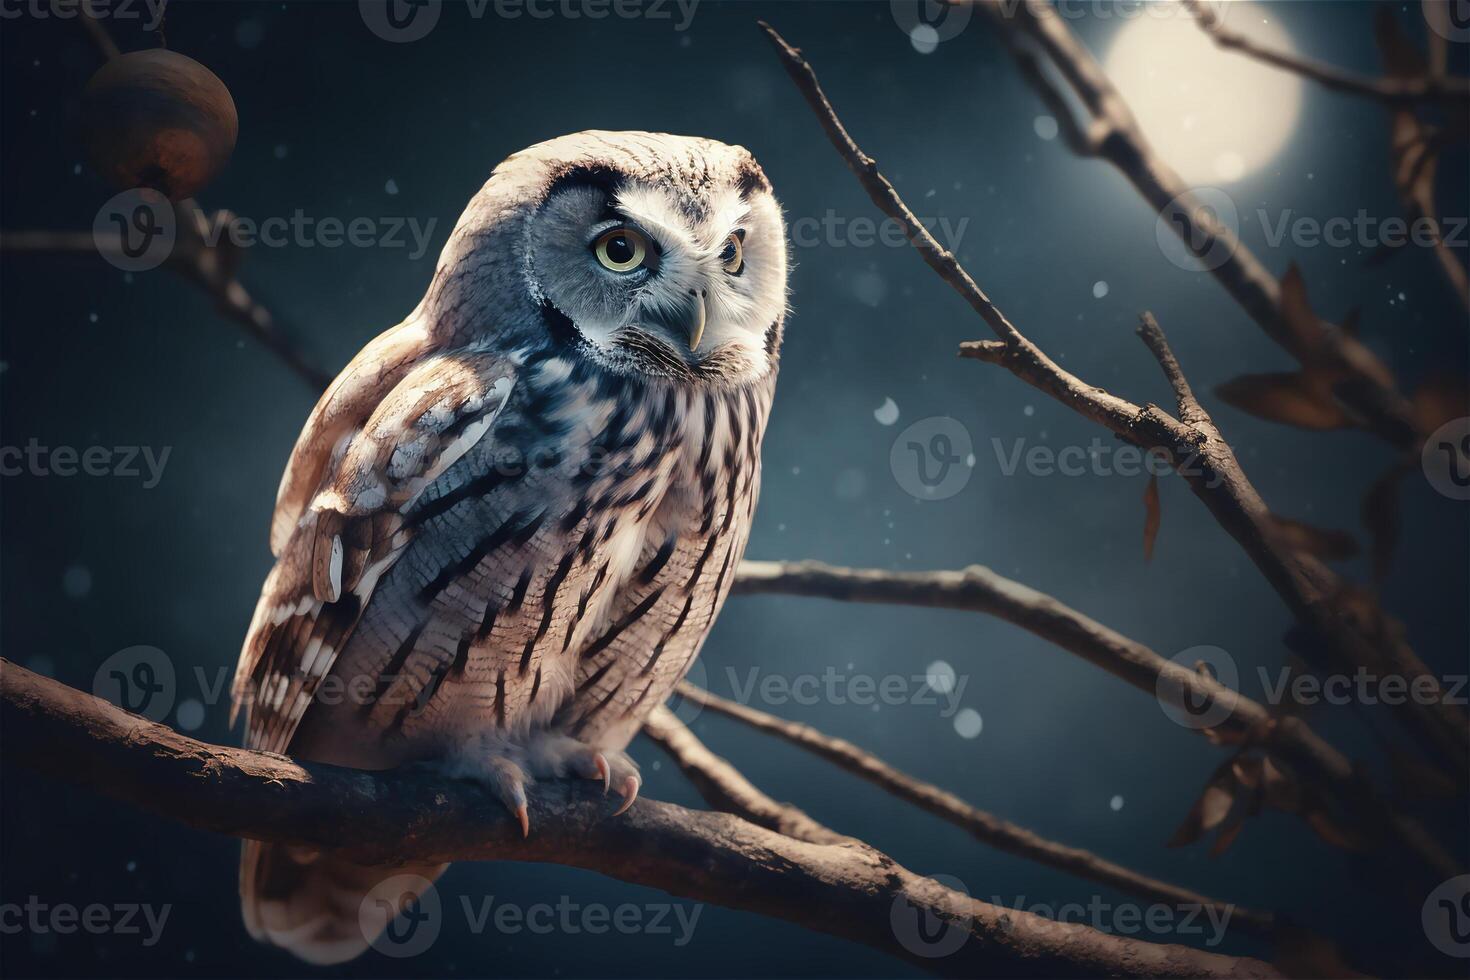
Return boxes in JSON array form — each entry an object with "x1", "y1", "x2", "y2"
[
  {"x1": 642, "y1": 706, "x2": 846, "y2": 846},
  {"x1": 0, "y1": 207, "x2": 331, "y2": 390},
  {"x1": 79, "y1": 8, "x2": 121, "y2": 61},
  {"x1": 0, "y1": 659, "x2": 1283, "y2": 980},
  {"x1": 967, "y1": 0, "x2": 1421, "y2": 450},
  {"x1": 758, "y1": 18, "x2": 1468, "y2": 785},
  {"x1": 732, "y1": 558, "x2": 1461, "y2": 882},
  {"x1": 1183, "y1": 0, "x2": 1470, "y2": 108},
  {"x1": 673, "y1": 684, "x2": 1276, "y2": 936}
]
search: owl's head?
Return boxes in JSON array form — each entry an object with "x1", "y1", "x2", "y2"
[{"x1": 430, "y1": 131, "x2": 788, "y2": 386}]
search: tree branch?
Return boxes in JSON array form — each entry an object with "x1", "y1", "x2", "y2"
[
  {"x1": 757, "y1": 17, "x2": 1467, "y2": 784},
  {"x1": 673, "y1": 684, "x2": 1276, "y2": 936},
  {"x1": 731, "y1": 559, "x2": 1461, "y2": 882},
  {"x1": 967, "y1": 0, "x2": 1420, "y2": 450},
  {"x1": 0, "y1": 659, "x2": 1283, "y2": 979},
  {"x1": 642, "y1": 706, "x2": 847, "y2": 846},
  {"x1": 1182, "y1": 0, "x2": 1470, "y2": 108}
]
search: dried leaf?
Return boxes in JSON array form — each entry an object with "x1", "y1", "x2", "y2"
[
  {"x1": 1215, "y1": 372, "x2": 1353, "y2": 430},
  {"x1": 1304, "y1": 807, "x2": 1363, "y2": 852},
  {"x1": 1142, "y1": 474, "x2": 1161, "y2": 562},
  {"x1": 1278, "y1": 264, "x2": 1328, "y2": 360},
  {"x1": 1376, "y1": 9, "x2": 1440, "y2": 233},
  {"x1": 1209, "y1": 813, "x2": 1247, "y2": 858},
  {"x1": 1269, "y1": 515, "x2": 1359, "y2": 561},
  {"x1": 1412, "y1": 373, "x2": 1470, "y2": 437},
  {"x1": 1169, "y1": 764, "x2": 1238, "y2": 847},
  {"x1": 1361, "y1": 465, "x2": 1403, "y2": 582}
]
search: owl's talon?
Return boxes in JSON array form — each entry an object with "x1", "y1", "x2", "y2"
[
  {"x1": 514, "y1": 803, "x2": 530, "y2": 838},
  {"x1": 612, "y1": 774, "x2": 641, "y2": 816},
  {"x1": 594, "y1": 753, "x2": 611, "y2": 794}
]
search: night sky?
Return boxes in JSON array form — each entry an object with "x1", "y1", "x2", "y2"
[{"x1": 2, "y1": 1, "x2": 1467, "y2": 978}]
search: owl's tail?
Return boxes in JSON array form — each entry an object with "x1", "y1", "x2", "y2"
[{"x1": 240, "y1": 840, "x2": 448, "y2": 965}]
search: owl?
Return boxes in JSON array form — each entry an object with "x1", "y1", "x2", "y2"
[{"x1": 230, "y1": 131, "x2": 788, "y2": 964}]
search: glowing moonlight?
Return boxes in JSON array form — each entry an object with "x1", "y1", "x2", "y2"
[{"x1": 1103, "y1": 2, "x2": 1303, "y2": 183}]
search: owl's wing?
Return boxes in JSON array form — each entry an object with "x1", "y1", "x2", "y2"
[{"x1": 233, "y1": 342, "x2": 516, "y2": 754}]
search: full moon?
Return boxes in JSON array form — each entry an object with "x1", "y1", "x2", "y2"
[{"x1": 1102, "y1": 1, "x2": 1303, "y2": 184}]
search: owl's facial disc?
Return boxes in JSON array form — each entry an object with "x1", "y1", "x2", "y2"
[{"x1": 527, "y1": 174, "x2": 786, "y2": 383}]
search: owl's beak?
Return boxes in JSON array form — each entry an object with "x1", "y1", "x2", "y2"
[{"x1": 686, "y1": 292, "x2": 707, "y2": 352}]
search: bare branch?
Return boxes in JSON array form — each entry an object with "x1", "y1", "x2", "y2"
[
  {"x1": 642, "y1": 706, "x2": 846, "y2": 846},
  {"x1": 0, "y1": 659, "x2": 1284, "y2": 979},
  {"x1": 1183, "y1": 0, "x2": 1470, "y2": 108},
  {"x1": 675, "y1": 684, "x2": 1276, "y2": 936},
  {"x1": 732, "y1": 559, "x2": 1460, "y2": 881},
  {"x1": 79, "y1": 7, "x2": 121, "y2": 61},
  {"x1": 758, "y1": 17, "x2": 1467, "y2": 783},
  {"x1": 970, "y1": 0, "x2": 1420, "y2": 450}
]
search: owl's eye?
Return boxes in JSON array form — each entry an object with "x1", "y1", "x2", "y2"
[
  {"x1": 720, "y1": 232, "x2": 744, "y2": 275},
  {"x1": 593, "y1": 227, "x2": 649, "y2": 274}
]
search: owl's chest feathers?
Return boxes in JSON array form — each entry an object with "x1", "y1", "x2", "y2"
[{"x1": 408, "y1": 363, "x2": 771, "y2": 743}]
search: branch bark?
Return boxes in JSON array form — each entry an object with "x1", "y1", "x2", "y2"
[{"x1": 0, "y1": 659, "x2": 1282, "y2": 979}]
